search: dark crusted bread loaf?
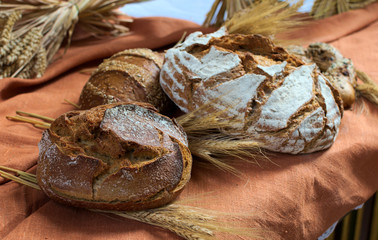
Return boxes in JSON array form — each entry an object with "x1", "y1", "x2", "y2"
[
  {"x1": 79, "y1": 48, "x2": 171, "y2": 113},
  {"x1": 37, "y1": 102, "x2": 192, "y2": 211},
  {"x1": 160, "y1": 28, "x2": 344, "y2": 154}
]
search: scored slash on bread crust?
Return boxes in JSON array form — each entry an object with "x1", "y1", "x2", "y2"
[
  {"x1": 37, "y1": 102, "x2": 192, "y2": 211},
  {"x1": 160, "y1": 28, "x2": 344, "y2": 154}
]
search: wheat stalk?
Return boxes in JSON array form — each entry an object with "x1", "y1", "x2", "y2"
[
  {"x1": 310, "y1": 0, "x2": 377, "y2": 19},
  {"x1": 0, "y1": 165, "x2": 40, "y2": 189},
  {"x1": 0, "y1": 0, "x2": 146, "y2": 79},
  {"x1": 203, "y1": 0, "x2": 306, "y2": 41},
  {"x1": 356, "y1": 70, "x2": 378, "y2": 105},
  {"x1": 176, "y1": 100, "x2": 265, "y2": 174},
  {"x1": 0, "y1": 165, "x2": 259, "y2": 240},
  {"x1": 0, "y1": 10, "x2": 21, "y2": 44},
  {"x1": 6, "y1": 110, "x2": 52, "y2": 128}
]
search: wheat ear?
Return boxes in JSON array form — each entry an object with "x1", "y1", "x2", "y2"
[{"x1": 356, "y1": 70, "x2": 378, "y2": 105}]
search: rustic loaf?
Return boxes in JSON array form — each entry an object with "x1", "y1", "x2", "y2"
[
  {"x1": 306, "y1": 42, "x2": 357, "y2": 108},
  {"x1": 79, "y1": 48, "x2": 172, "y2": 113},
  {"x1": 37, "y1": 102, "x2": 192, "y2": 211},
  {"x1": 287, "y1": 43, "x2": 357, "y2": 108},
  {"x1": 160, "y1": 28, "x2": 344, "y2": 154}
]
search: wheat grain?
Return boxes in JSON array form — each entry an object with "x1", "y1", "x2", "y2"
[
  {"x1": 348, "y1": 0, "x2": 377, "y2": 8},
  {"x1": 310, "y1": 0, "x2": 378, "y2": 19},
  {"x1": 34, "y1": 47, "x2": 47, "y2": 78},
  {"x1": 176, "y1": 101, "x2": 265, "y2": 174},
  {"x1": 1, "y1": 27, "x2": 41, "y2": 68},
  {"x1": 0, "y1": 0, "x2": 143, "y2": 79},
  {"x1": 356, "y1": 70, "x2": 378, "y2": 105},
  {"x1": 17, "y1": 48, "x2": 47, "y2": 79},
  {"x1": 16, "y1": 28, "x2": 42, "y2": 66},
  {"x1": 224, "y1": 0, "x2": 305, "y2": 37},
  {"x1": 0, "y1": 10, "x2": 21, "y2": 45},
  {"x1": 203, "y1": 0, "x2": 305, "y2": 41},
  {"x1": 16, "y1": 55, "x2": 38, "y2": 79},
  {"x1": 0, "y1": 37, "x2": 20, "y2": 59},
  {"x1": 0, "y1": 61, "x2": 18, "y2": 78}
]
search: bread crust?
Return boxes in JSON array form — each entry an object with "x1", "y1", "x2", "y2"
[
  {"x1": 160, "y1": 28, "x2": 343, "y2": 154},
  {"x1": 37, "y1": 103, "x2": 192, "y2": 211},
  {"x1": 79, "y1": 48, "x2": 172, "y2": 113}
]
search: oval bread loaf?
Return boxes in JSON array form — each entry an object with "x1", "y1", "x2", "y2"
[
  {"x1": 160, "y1": 28, "x2": 344, "y2": 154},
  {"x1": 37, "y1": 102, "x2": 192, "y2": 211},
  {"x1": 79, "y1": 48, "x2": 171, "y2": 113}
]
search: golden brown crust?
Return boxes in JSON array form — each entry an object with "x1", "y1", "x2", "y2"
[
  {"x1": 79, "y1": 48, "x2": 172, "y2": 113},
  {"x1": 37, "y1": 103, "x2": 191, "y2": 211}
]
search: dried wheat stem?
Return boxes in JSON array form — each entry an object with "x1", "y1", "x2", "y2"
[
  {"x1": 311, "y1": 0, "x2": 378, "y2": 19},
  {"x1": 33, "y1": 124, "x2": 50, "y2": 129},
  {"x1": 0, "y1": 165, "x2": 37, "y2": 183},
  {"x1": 349, "y1": 0, "x2": 377, "y2": 8},
  {"x1": 64, "y1": 99, "x2": 80, "y2": 109},
  {"x1": 0, "y1": 169, "x2": 40, "y2": 190},
  {"x1": 356, "y1": 70, "x2": 378, "y2": 105},
  {"x1": 176, "y1": 98, "x2": 266, "y2": 173},
  {"x1": 16, "y1": 110, "x2": 55, "y2": 122},
  {"x1": 123, "y1": 211, "x2": 214, "y2": 238},
  {"x1": 224, "y1": 0, "x2": 305, "y2": 37},
  {"x1": 6, "y1": 115, "x2": 51, "y2": 128}
]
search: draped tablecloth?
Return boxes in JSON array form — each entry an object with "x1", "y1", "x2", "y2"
[{"x1": 1, "y1": 3, "x2": 378, "y2": 239}]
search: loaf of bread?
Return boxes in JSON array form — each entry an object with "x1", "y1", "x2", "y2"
[
  {"x1": 306, "y1": 42, "x2": 357, "y2": 108},
  {"x1": 160, "y1": 28, "x2": 344, "y2": 154},
  {"x1": 79, "y1": 48, "x2": 171, "y2": 113},
  {"x1": 287, "y1": 43, "x2": 357, "y2": 108},
  {"x1": 37, "y1": 102, "x2": 192, "y2": 211}
]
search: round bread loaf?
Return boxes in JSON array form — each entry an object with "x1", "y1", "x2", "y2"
[
  {"x1": 306, "y1": 42, "x2": 357, "y2": 108},
  {"x1": 37, "y1": 102, "x2": 192, "y2": 211},
  {"x1": 286, "y1": 43, "x2": 357, "y2": 108},
  {"x1": 79, "y1": 48, "x2": 171, "y2": 113},
  {"x1": 160, "y1": 28, "x2": 344, "y2": 154}
]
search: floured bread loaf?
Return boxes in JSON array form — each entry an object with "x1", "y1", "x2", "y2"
[
  {"x1": 79, "y1": 48, "x2": 171, "y2": 113},
  {"x1": 287, "y1": 43, "x2": 357, "y2": 108},
  {"x1": 160, "y1": 28, "x2": 344, "y2": 154},
  {"x1": 37, "y1": 103, "x2": 192, "y2": 211}
]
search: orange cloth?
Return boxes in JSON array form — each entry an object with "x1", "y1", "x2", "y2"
[{"x1": 1, "y1": 4, "x2": 378, "y2": 239}]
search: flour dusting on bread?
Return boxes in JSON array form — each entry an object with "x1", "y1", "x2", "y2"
[{"x1": 160, "y1": 29, "x2": 343, "y2": 154}]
